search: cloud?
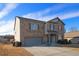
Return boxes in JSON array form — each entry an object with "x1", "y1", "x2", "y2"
[
  {"x1": 0, "y1": 20, "x2": 14, "y2": 35},
  {"x1": 59, "y1": 11, "x2": 79, "y2": 19},
  {"x1": 40, "y1": 11, "x2": 79, "y2": 20},
  {"x1": 0, "y1": 3, "x2": 18, "y2": 35},
  {"x1": 23, "y1": 4, "x2": 66, "y2": 21},
  {"x1": 0, "y1": 3, "x2": 18, "y2": 19},
  {"x1": 23, "y1": 4, "x2": 79, "y2": 21}
]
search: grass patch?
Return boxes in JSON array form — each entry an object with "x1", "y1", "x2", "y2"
[{"x1": 0, "y1": 44, "x2": 33, "y2": 56}]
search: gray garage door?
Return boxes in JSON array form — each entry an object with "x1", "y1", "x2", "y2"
[
  {"x1": 71, "y1": 38, "x2": 79, "y2": 44},
  {"x1": 22, "y1": 38, "x2": 42, "y2": 46}
]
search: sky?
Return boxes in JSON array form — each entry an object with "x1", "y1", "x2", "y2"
[{"x1": 0, "y1": 3, "x2": 79, "y2": 35}]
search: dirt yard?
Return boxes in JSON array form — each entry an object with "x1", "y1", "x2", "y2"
[{"x1": 0, "y1": 44, "x2": 33, "y2": 56}]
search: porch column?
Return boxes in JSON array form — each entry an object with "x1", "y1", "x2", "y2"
[
  {"x1": 48, "y1": 33, "x2": 51, "y2": 45},
  {"x1": 55, "y1": 35, "x2": 58, "y2": 42}
]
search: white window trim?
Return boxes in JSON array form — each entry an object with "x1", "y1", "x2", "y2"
[{"x1": 30, "y1": 23, "x2": 39, "y2": 31}]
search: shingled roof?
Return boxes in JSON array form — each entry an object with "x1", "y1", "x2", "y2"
[{"x1": 64, "y1": 31, "x2": 79, "y2": 38}]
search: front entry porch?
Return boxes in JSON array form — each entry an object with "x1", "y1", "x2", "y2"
[{"x1": 46, "y1": 34, "x2": 58, "y2": 45}]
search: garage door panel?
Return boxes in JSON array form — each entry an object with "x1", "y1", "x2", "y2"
[
  {"x1": 71, "y1": 38, "x2": 79, "y2": 44},
  {"x1": 22, "y1": 38, "x2": 42, "y2": 46}
]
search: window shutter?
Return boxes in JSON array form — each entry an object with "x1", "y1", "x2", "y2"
[
  {"x1": 29, "y1": 23, "x2": 31, "y2": 31},
  {"x1": 38, "y1": 24, "x2": 39, "y2": 30}
]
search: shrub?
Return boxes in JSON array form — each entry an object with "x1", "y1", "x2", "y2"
[
  {"x1": 13, "y1": 41, "x2": 22, "y2": 47},
  {"x1": 68, "y1": 40, "x2": 72, "y2": 44},
  {"x1": 63, "y1": 39, "x2": 68, "y2": 44},
  {"x1": 57, "y1": 40, "x2": 62, "y2": 44},
  {"x1": 57, "y1": 39, "x2": 71, "y2": 44}
]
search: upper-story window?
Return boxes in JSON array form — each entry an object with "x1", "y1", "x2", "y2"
[
  {"x1": 58, "y1": 25, "x2": 62, "y2": 31},
  {"x1": 50, "y1": 24, "x2": 54, "y2": 30},
  {"x1": 30, "y1": 23, "x2": 39, "y2": 31}
]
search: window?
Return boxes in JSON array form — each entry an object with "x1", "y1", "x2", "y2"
[
  {"x1": 58, "y1": 25, "x2": 62, "y2": 31},
  {"x1": 30, "y1": 23, "x2": 39, "y2": 31},
  {"x1": 50, "y1": 24, "x2": 54, "y2": 30}
]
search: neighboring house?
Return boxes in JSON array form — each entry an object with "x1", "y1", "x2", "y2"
[
  {"x1": 14, "y1": 16, "x2": 65, "y2": 46},
  {"x1": 64, "y1": 31, "x2": 79, "y2": 44},
  {"x1": 0, "y1": 35, "x2": 14, "y2": 43},
  {"x1": 0, "y1": 36, "x2": 6, "y2": 43}
]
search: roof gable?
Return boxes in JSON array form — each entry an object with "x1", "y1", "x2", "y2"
[{"x1": 47, "y1": 17, "x2": 65, "y2": 25}]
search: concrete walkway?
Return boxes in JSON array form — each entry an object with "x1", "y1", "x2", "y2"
[{"x1": 24, "y1": 47, "x2": 79, "y2": 56}]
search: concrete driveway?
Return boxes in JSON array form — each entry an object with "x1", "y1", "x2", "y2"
[{"x1": 24, "y1": 46, "x2": 79, "y2": 56}]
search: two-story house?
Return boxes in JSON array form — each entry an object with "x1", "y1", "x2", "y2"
[{"x1": 14, "y1": 16, "x2": 65, "y2": 46}]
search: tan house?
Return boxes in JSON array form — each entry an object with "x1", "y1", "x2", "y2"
[
  {"x1": 14, "y1": 16, "x2": 65, "y2": 46},
  {"x1": 64, "y1": 31, "x2": 79, "y2": 44}
]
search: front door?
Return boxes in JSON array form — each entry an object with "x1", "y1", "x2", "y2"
[
  {"x1": 50, "y1": 35, "x2": 56, "y2": 44},
  {"x1": 47, "y1": 34, "x2": 57, "y2": 45}
]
